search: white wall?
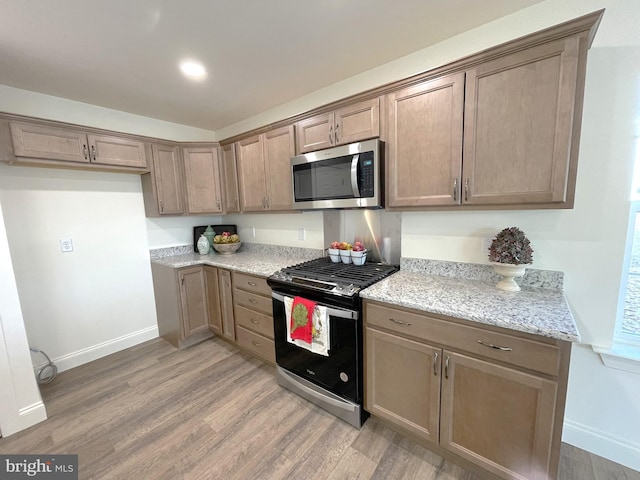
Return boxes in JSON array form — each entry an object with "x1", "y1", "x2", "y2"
[
  {"x1": 147, "y1": 215, "x2": 223, "y2": 249},
  {"x1": 0, "y1": 200, "x2": 47, "y2": 436},
  {"x1": 0, "y1": 164, "x2": 159, "y2": 372}
]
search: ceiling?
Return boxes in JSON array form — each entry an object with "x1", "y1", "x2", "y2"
[{"x1": 0, "y1": 0, "x2": 544, "y2": 132}]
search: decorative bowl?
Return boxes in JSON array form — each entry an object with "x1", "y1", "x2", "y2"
[
  {"x1": 351, "y1": 250, "x2": 367, "y2": 266},
  {"x1": 339, "y1": 249, "x2": 352, "y2": 264},
  {"x1": 328, "y1": 248, "x2": 340, "y2": 263},
  {"x1": 212, "y1": 242, "x2": 241, "y2": 255}
]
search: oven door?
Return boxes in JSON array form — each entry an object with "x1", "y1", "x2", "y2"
[{"x1": 271, "y1": 291, "x2": 361, "y2": 404}]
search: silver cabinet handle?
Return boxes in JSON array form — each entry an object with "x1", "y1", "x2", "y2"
[
  {"x1": 159, "y1": 200, "x2": 164, "y2": 212},
  {"x1": 235, "y1": 198, "x2": 239, "y2": 210},
  {"x1": 91, "y1": 145, "x2": 96, "y2": 161},
  {"x1": 389, "y1": 318, "x2": 411, "y2": 326},
  {"x1": 445, "y1": 356, "x2": 450, "y2": 379},
  {"x1": 433, "y1": 352, "x2": 439, "y2": 376},
  {"x1": 464, "y1": 178, "x2": 469, "y2": 202},
  {"x1": 335, "y1": 123, "x2": 339, "y2": 144},
  {"x1": 478, "y1": 340, "x2": 513, "y2": 351},
  {"x1": 83, "y1": 144, "x2": 88, "y2": 160},
  {"x1": 453, "y1": 178, "x2": 458, "y2": 202},
  {"x1": 251, "y1": 340, "x2": 261, "y2": 347},
  {"x1": 247, "y1": 281, "x2": 257, "y2": 287},
  {"x1": 217, "y1": 200, "x2": 221, "y2": 211},
  {"x1": 251, "y1": 318, "x2": 259, "y2": 324},
  {"x1": 329, "y1": 126, "x2": 333, "y2": 144},
  {"x1": 248, "y1": 298, "x2": 258, "y2": 304}
]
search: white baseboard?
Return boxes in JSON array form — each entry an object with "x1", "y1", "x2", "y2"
[
  {"x1": 1, "y1": 402, "x2": 47, "y2": 437},
  {"x1": 563, "y1": 419, "x2": 640, "y2": 472},
  {"x1": 50, "y1": 326, "x2": 159, "y2": 373}
]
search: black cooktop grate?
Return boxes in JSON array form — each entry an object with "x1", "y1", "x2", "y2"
[{"x1": 280, "y1": 257, "x2": 398, "y2": 289}]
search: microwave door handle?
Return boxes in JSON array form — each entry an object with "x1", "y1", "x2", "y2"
[{"x1": 351, "y1": 154, "x2": 360, "y2": 197}]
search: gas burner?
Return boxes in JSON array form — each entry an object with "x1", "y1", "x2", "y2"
[{"x1": 269, "y1": 257, "x2": 398, "y2": 297}]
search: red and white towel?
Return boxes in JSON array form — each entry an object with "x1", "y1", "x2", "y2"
[{"x1": 284, "y1": 295, "x2": 329, "y2": 356}]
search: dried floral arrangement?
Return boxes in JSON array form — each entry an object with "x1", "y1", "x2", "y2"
[{"x1": 488, "y1": 227, "x2": 533, "y2": 265}]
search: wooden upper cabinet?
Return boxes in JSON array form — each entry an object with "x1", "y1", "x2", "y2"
[
  {"x1": 462, "y1": 37, "x2": 584, "y2": 207},
  {"x1": 221, "y1": 144, "x2": 241, "y2": 213},
  {"x1": 236, "y1": 125, "x2": 295, "y2": 212},
  {"x1": 264, "y1": 125, "x2": 295, "y2": 211},
  {"x1": 182, "y1": 146, "x2": 223, "y2": 214},
  {"x1": 440, "y1": 351, "x2": 557, "y2": 480},
  {"x1": 10, "y1": 122, "x2": 90, "y2": 163},
  {"x1": 387, "y1": 73, "x2": 465, "y2": 207},
  {"x1": 236, "y1": 134, "x2": 267, "y2": 212},
  {"x1": 87, "y1": 134, "x2": 147, "y2": 168},
  {"x1": 296, "y1": 98, "x2": 380, "y2": 153},
  {"x1": 151, "y1": 143, "x2": 184, "y2": 215},
  {"x1": 9, "y1": 122, "x2": 148, "y2": 169}
]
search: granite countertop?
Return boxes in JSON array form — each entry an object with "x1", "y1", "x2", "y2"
[
  {"x1": 360, "y1": 269, "x2": 579, "y2": 342},
  {"x1": 150, "y1": 244, "x2": 322, "y2": 278}
]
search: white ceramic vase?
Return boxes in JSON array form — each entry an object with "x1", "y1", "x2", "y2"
[
  {"x1": 197, "y1": 235, "x2": 210, "y2": 255},
  {"x1": 491, "y1": 262, "x2": 529, "y2": 292}
]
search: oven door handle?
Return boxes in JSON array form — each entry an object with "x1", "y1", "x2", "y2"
[{"x1": 272, "y1": 292, "x2": 358, "y2": 320}]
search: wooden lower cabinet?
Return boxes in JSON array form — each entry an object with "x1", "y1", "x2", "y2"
[
  {"x1": 364, "y1": 300, "x2": 569, "y2": 480},
  {"x1": 440, "y1": 351, "x2": 557, "y2": 480},
  {"x1": 232, "y1": 271, "x2": 275, "y2": 363},
  {"x1": 151, "y1": 263, "x2": 213, "y2": 349},
  {"x1": 365, "y1": 327, "x2": 441, "y2": 443},
  {"x1": 204, "y1": 266, "x2": 222, "y2": 336},
  {"x1": 218, "y1": 269, "x2": 236, "y2": 341}
]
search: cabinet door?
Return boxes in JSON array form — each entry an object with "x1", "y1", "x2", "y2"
[
  {"x1": 10, "y1": 122, "x2": 89, "y2": 163},
  {"x1": 365, "y1": 327, "x2": 441, "y2": 444},
  {"x1": 177, "y1": 267, "x2": 209, "y2": 338},
  {"x1": 295, "y1": 112, "x2": 334, "y2": 153},
  {"x1": 221, "y1": 144, "x2": 241, "y2": 213},
  {"x1": 264, "y1": 125, "x2": 295, "y2": 211},
  {"x1": 183, "y1": 146, "x2": 223, "y2": 214},
  {"x1": 440, "y1": 350, "x2": 557, "y2": 480},
  {"x1": 462, "y1": 37, "x2": 582, "y2": 206},
  {"x1": 204, "y1": 266, "x2": 222, "y2": 336},
  {"x1": 87, "y1": 134, "x2": 147, "y2": 168},
  {"x1": 151, "y1": 144, "x2": 184, "y2": 215},
  {"x1": 387, "y1": 73, "x2": 465, "y2": 207},
  {"x1": 218, "y1": 269, "x2": 236, "y2": 341},
  {"x1": 236, "y1": 135, "x2": 268, "y2": 212},
  {"x1": 335, "y1": 98, "x2": 380, "y2": 146}
]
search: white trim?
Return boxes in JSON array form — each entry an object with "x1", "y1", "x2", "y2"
[
  {"x1": 563, "y1": 419, "x2": 640, "y2": 472},
  {"x1": 1, "y1": 402, "x2": 47, "y2": 437},
  {"x1": 593, "y1": 342, "x2": 640, "y2": 374},
  {"x1": 51, "y1": 326, "x2": 159, "y2": 373}
]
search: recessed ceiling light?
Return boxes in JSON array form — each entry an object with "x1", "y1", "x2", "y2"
[{"x1": 179, "y1": 60, "x2": 207, "y2": 80}]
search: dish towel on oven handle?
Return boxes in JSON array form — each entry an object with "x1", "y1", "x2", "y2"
[{"x1": 284, "y1": 295, "x2": 330, "y2": 357}]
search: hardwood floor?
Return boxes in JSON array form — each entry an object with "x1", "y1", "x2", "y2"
[{"x1": 1, "y1": 338, "x2": 638, "y2": 479}]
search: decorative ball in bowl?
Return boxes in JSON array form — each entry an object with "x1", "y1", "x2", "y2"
[{"x1": 212, "y1": 242, "x2": 241, "y2": 255}]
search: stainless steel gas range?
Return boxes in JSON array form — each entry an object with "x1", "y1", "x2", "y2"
[{"x1": 267, "y1": 257, "x2": 398, "y2": 428}]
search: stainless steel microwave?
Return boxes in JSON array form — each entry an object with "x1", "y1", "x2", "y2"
[{"x1": 291, "y1": 139, "x2": 382, "y2": 210}]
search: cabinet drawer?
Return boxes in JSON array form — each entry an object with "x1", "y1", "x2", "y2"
[
  {"x1": 233, "y1": 288, "x2": 272, "y2": 316},
  {"x1": 365, "y1": 302, "x2": 560, "y2": 376},
  {"x1": 236, "y1": 326, "x2": 275, "y2": 363},
  {"x1": 235, "y1": 305, "x2": 274, "y2": 339},
  {"x1": 232, "y1": 272, "x2": 271, "y2": 296}
]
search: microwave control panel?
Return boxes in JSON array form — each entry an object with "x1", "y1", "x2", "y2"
[{"x1": 359, "y1": 151, "x2": 375, "y2": 197}]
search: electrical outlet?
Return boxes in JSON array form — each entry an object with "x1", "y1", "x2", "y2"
[
  {"x1": 250, "y1": 226, "x2": 256, "y2": 238},
  {"x1": 60, "y1": 238, "x2": 74, "y2": 253},
  {"x1": 298, "y1": 228, "x2": 306, "y2": 241}
]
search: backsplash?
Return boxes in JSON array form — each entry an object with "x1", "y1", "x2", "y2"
[{"x1": 400, "y1": 258, "x2": 564, "y2": 290}]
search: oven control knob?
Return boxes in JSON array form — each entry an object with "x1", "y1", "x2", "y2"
[{"x1": 340, "y1": 372, "x2": 349, "y2": 382}]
